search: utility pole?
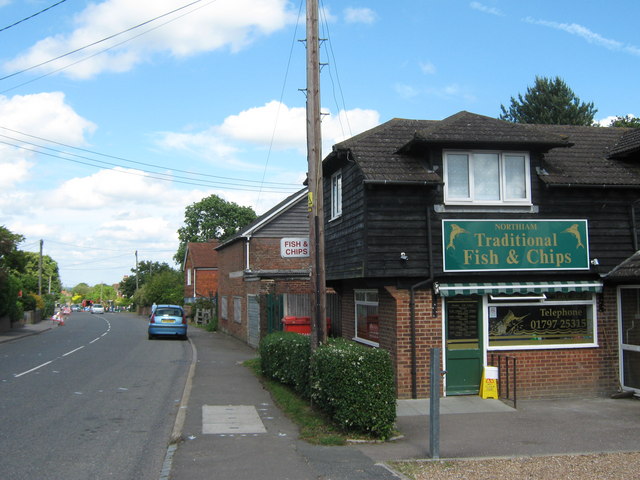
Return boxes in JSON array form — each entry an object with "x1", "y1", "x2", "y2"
[
  {"x1": 306, "y1": 0, "x2": 327, "y2": 348},
  {"x1": 38, "y1": 239, "x2": 43, "y2": 295},
  {"x1": 135, "y1": 250, "x2": 139, "y2": 291}
]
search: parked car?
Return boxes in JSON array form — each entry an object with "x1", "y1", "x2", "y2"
[
  {"x1": 91, "y1": 304, "x2": 105, "y2": 314},
  {"x1": 70, "y1": 304, "x2": 81, "y2": 312},
  {"x1": 148, "y1": 304, "x2": 187, "y2": 340}
]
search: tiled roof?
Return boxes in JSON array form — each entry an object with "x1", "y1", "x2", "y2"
[
  {"x1": 187, "y1": 241, "x2": 219, "y2": 268},
  {"x1": 605, "y1": 251, "x2": 640, "y2": 281},
  {"x1": 413, "y1": 111, "x2": 571, "y2": 147},
  {"x1": 329, "y1": 111, "x2": 640, "y2": 188},
  {"x1": 332, "y1": 118, "x2": 441, "y2": 184},
  {"x1": 609, "y1": 128, "x2": 640, "y2": 158},
  {"x1": 536, "y1": 124, "x2": 640, "y2": 186}
]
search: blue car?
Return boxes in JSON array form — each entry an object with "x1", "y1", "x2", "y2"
[{"x1": 148, "y1": 304, "x2": 187, "y2": 340}]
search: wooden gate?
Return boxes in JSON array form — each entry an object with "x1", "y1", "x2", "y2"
[{"x1": 266, "y1": 293, "x2": 284, "y2": 334}]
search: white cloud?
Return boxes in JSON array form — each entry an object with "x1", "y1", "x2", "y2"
[
  {"x1": 420, "y1": 61, "x2": 437, "y2": 75},
  {"x1": 158, "y1": 100, "x2": 380, "y2": 160},
  {"x1": 470, "y1": 2, "x2": 504, "y2": 17},
  {"x1": 3, "y1": 0, "x2": 296, "y2": 79},
  {"x1": 344, "y1": 7, "x2": 377, "y2": 24},
  {"x1": 0, "y1": 92, "x2": 96, "y2": 145},
  {"x1": 48, "y1": 167, "x2": 167, "y2": 209},
  {"x1": 597, "y1": 114, "x2": 637, "y2": 127},
  {"x1": 0, "y1": 92, "x2": 96, "y2": 189},
  {"x1": 525, "y1": 17, "x2": 640, "y2": 56}
]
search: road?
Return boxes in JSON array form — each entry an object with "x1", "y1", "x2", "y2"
[{"x1": 0, "y1": 311, "x2": 191, "y2": 480}]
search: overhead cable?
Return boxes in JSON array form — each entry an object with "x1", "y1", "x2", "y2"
[{"x1": 0, "y1": 0, "x2": 68, "y2": 34}]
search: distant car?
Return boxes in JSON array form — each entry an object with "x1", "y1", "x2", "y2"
[
  {"x1": 91, "y1": 304, "x2": 105, "y2": 314},
  {"x1": 70, "y1": 305, "x2": 80, "y2": 312},
  {"x1": 148, "y1": 304, "x2": 187, "y2": 340}
]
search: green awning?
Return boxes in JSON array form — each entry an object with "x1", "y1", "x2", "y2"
[{"x1": 435, "y1": 280, "x2": 603, "y2": 297}]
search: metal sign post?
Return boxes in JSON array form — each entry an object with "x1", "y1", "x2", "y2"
[{"x1": 429, "y1": 347, "x2": 441, "y2": 459}]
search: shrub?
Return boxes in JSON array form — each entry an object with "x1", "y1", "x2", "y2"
[
  {"x1": 259, "y1": 332, "x2": 311, "y2": 398},
  {"x1": 311, "y1": 338, "x2": 396, "y2": 439}
]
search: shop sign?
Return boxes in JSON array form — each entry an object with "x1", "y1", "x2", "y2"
[
  {"x1": 281, "y1": 237, "x2": 309, "y2": 258},
  {"x1": 443, "y1": 220, "x2": 589, "y2": 271}
]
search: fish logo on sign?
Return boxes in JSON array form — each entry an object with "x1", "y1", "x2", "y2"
[
  {"x1": 446, "y1": 224, "x2": 469, "y2": 249},
  {"x1": 562, "y1": 223, "x2": 585, "y2": 249}
]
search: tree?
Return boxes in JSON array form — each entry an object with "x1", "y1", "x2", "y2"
[
  {"x1": 0, "y1": 227, "x2": 24, "y2": 320},
  {"x1": 119, "y1": 260, "x2": 174, "y2": 298},
  {"x1": 134, "y1": 270, "x2": 183, "y2": 306},
  {"x1": 499, "y1": 76, "x2": 597, "y2": 126},
  {"x1": 174, "y1": 194, "x2": 257, "y2": 264},
  {"x1": 608, "y1": 115, "x2": 640, "y2": 128},
  {"x1": 14, "y1": 252, "x2": 62, "y2": 295}
]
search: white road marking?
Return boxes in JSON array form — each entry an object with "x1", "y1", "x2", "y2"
[
  {"x1": 14, "y1": 361, "x2": 52, "y2": 377},
  {"x1": 11, "y1": 317, "x2": 111, "y2": 379}
]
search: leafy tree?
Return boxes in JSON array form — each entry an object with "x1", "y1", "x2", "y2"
[
  {"x1": 87, "y1": 283, "x2": 117, "y2": 303},
  {"x1": 608, "y1": 115, "x2": 640, "y2": 128},
  {"x1": 499, "y1": 76, "x2": 597, "y2": 126},
  {"x1": 0, "y1": 226, "x2": 24, "y2": 320},
  {"x1": 13, "y1": 252, "x2": 62, "y2": 295},
  {"x1": 134, "y1": 270, "x2": 183, "y2": 306},
  {"x1": 119, "y1": 260, "x2": 175, "y2": 298},
  {"x1": 174, "y1": 194, "x2": 257, "y2": 264}
]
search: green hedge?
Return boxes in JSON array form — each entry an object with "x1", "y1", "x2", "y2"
[
  {"x1": 311, "y1": 338, "x2": 396, "y2": 439},
  {"x1": 259, "y1": 333, "x2": 396, "y2": 439},
  {"x1": 259, "y1": 332, "x2": 311, "y2": 398}
]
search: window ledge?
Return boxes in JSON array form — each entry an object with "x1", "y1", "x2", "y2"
[
  {"x1": 353, "y1": 337, "x2": 379, "y2": 348},
  {"x1": 434, "y1": 204, "x2": 539, "y2": 214}
]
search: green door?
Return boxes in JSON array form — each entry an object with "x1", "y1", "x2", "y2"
[{"x1": 445, "y1": 297, "x2": 483, "y2": 395}]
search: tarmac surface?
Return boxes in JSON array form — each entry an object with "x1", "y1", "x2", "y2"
[{"x1": 4, "y1": 319, "x2": 640, "y2": 479}]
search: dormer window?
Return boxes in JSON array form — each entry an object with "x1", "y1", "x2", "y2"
[{"x1": 443, "y1": 150, "x2": 531, "y2": 205}]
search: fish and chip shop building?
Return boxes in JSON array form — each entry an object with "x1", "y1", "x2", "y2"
[{"x1": 321, "y1": 111, "x2": 640, "y2": 400}]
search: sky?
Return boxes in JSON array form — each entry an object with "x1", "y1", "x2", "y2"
[{"x1": 0, "y1": 0, "x2": 638, "y2": 289}]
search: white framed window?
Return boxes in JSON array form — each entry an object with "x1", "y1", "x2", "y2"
[
  {"x1": 354, "y1": 289, "x2": 379, "y2": 345},
  {"x1": 331, "y1": 170, "x2": 342, "y2": 219},
  {"x1": 444, "y1": 150, "x2": 531, "y2": 205},
  {"x1": 220, "y1": 296, "x2": 228, "y2": 321},
  {"x1": 186, "y1": 268, "x2": 192, "y2": 286},
  {"x1": 487, "y1": 292, "x2": 597, "y2": 350},
  {"x1": 233, "y1": 296, "x2": 242, "y2": 324}
]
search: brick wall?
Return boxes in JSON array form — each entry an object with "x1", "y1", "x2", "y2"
[
  {"x1": 489, "y1": 287, "x2": 619, "y2": 398},
  {"x1": 250, "y1": 238, "x2": 311, "y2": 271},
  {"x1": 338, "y1": 283, "x2": 619, "y2": 400}
]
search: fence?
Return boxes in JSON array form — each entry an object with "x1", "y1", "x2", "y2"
[{"x1": 489, "y1": 353, "x2": 517, "y2": 408}]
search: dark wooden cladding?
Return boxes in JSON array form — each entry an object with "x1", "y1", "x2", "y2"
[{"x1": 322, "y1": 113, "x2": 640, "y2": 284}]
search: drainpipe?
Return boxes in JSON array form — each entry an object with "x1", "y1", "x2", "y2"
[
  {"x1": 409, "y1": 208, "x2": 434, "y2": 399},
  {"x1": 245, "y1": 235, "x2": 252, "y2": 271}
]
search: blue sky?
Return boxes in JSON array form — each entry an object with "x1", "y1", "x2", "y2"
[{"x1": 0, "y1": 0, "x2": 638, "y2": 288}]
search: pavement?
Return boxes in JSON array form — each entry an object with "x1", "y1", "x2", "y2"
[
  {"x1": 5, "y1": 318, "x2": 640, "y2": 479},
  {"x1": 0, "y1": 319, "x2": 56, "y2": 343}
]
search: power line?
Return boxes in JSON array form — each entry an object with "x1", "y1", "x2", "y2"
[
  {"x1": 0, "y1": 0, "x2": 209, "y2": 83},
  {"x1": 0, "y1": 135, "x2": 300, "y2": 193},
  {"x1": 0, "y1": 126, "x2": 296, "y2": 187},
  {"x1": 0, "y1": 0, "x2": 68, "y2": 34}
]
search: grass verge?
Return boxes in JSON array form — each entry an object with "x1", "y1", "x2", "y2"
[{"x1": 244, "y1": 357, "x2": 349, "y2": 445}]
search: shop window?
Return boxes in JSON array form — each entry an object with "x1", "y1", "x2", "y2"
[
  {"x1": 444, "y1": 150, "x2": 530, "y2": 205},
  {"x1": 234, "y1": 296, "x2": 242, "y2": 324},
  {"x1": 355, "y1": 289, "x2": 379, "y2": 345},
  {"x1": 488, "y1": 292, "x2": 596, "y2": 349}
]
